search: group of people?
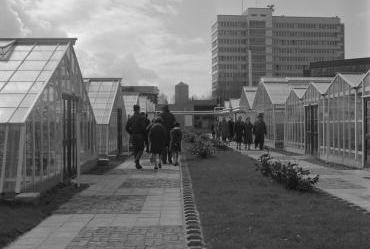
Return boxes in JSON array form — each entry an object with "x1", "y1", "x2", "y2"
[
  {"x1": 213, "y1": 113, "x2": 267, "y2": 150},
  {"x1": 125, "y1": 104, "x2": 182, "y2": 170}
]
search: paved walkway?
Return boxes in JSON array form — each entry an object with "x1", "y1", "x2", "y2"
[
  {"x1": 229, "y1": 143, "x2": 370, "y2": 212},
  {"x1": 5, "y1": 155, "x2": 186, "y2": 249}
]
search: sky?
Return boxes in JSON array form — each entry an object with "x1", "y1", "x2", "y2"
[{"x1": 1, "y1": 0, "x2": 369, "y2": 101}]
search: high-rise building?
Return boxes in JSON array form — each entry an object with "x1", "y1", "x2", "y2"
[
  {"x1": 175, "y1": 82, "x2": 189, "y2": 104},
  {"x1": 212, "y1": 7, "x2": 344, "y2": 103}
]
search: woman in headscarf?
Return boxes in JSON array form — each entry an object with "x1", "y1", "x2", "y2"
[{"x1": 148, "y1": 117, "x2": 167, "y2": 170}]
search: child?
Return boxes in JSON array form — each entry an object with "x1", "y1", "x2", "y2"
[
  {"x1": 148, "y1": 118, "x2": 166, "y2": 170},
  {"x1": 169, "y1": 122, "x2": 182, "y2": 166}
]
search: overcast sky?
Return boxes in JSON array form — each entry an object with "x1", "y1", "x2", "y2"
[{"x1": 1, "y1": 0, "x2": 369, "y2": 100}]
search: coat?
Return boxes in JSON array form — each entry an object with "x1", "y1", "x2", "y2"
[
  {"x1": 253, "y1": 119, "x2": 267, "y2": 142},
  {"x1": 228, "y1": 120, "x2": 234, "y2": 137},
  {"x1": 170, "y1": 127, "x2": 182, "y2": 152},
  {"x1": 158, "y1": 111, "x2": 176, "y2": 145},
  {"x1": 148, "y1": 123, "x2": 167, "y2": 154},
  {"x1": 221, "y1": 120, "x2": 229, "y2": 138},
  {"x1": 243, "y1": 121, "x2": 253, "y2": 144},
  {"x1": 234, "y1": 120, "x2": 244, "y2": 143}
]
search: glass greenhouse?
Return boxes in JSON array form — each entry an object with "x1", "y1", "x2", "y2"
[
  {"x1": 284, "y1": 88, "x2": 306, "y2": 154},
  {"x1": 322, "y1": 73, "x2": 365, "y2": 168},
  {"x1": 238, "y1": 86, "x2": 257, "y2": 121},
  {"x1": 122, "y1": 93, "x2": 139, "y2": 118},
  {"x1": 84, "y1": 78, "x2": 128, "y2": 157},
  {"x1": 0, "y1": 38, "x2": 97, "y2": 194}
]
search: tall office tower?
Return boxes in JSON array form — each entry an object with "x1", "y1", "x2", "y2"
[
  {"x1": 211, "y1": 7, "x2": 344, "y2": 103},
  {"x1": 175, "y1": 82, "x2": 189, "y2": 104}
]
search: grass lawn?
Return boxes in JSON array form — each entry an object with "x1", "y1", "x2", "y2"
[{"x1": 186, "y1": 149, "x2": 370, "y2": 249}]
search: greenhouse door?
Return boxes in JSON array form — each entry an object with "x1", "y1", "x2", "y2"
[
  {"x1": 117, "y1": 108, "x2": 122, "y2": 154},
  {"x1": 364, "y1": 98, "x2": 370, "y2": 167},
  {"x1": 62, "y1": 94, "x2": 78, "y2": 178},
  {"x1": 305, "y1": 105, "x2": 319, "y2": 155}
]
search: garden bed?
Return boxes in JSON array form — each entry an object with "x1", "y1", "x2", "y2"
[{"x1": 185, "y1": 148, "x2": 370, "y2": 249}]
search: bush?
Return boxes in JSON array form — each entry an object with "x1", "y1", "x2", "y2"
[
  {"x1": 256, "y1": 153, "x2": 319, "y2": 192},
  {"x1": 190, "y1": 139, "x2": 215, "y2": 158}
]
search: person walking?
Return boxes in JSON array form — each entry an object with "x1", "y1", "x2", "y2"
[
  {"x1": 220, "y1": 117, "x2": 229, "y2": 143},
  {"x1": 243, "y1": 116, "x2": 254, "y2": 150},
  {"x1": 169, "y1": 122, "x2": 182, "y2": 166},
  {"x1": 148, "y1": 118, "x2": 167, "y2": 170},
  {"x1": 216, "y1": 119, "x2": 222, "y2": 140},
  {"x1": 211, "y1": 122, "x2": 216, "y2": 139},
  {"x1": 142, "y1": 112, "x2": 150, "y2": 153},
  {"x1": 125, "y1": 105, "x2": 147, "y2": 169},
  {"x1": 234, "y1": 116, "x2": 244, "y2": 150},
  {"x1": 228, "y1": 117, "x2": 234, "y2": 142},
  {"x1": 253, "y1": 113, "x2": 267, "y2": 150},
  {"x1": 158, "y1": 105, "x2": 176, "y2": 164}
]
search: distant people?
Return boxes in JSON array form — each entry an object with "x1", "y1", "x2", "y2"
[
  {"x1": 228, "y1": 118, "x2": 234, "y2": 142},
  {"x1": 158, "y1": 105, "x2": 176, "y2": 164},
  {"x1": 170, "y1": 122, "x2": 183, "y2": 166},
  {"x1": 125, "y1": 105, "x2": 147, "y2": 169},
  {"x1": 141, "y1": 112, "x2": 151, "y2": 153},
  {"x1": 234, "y1": 116, "x2": 244, "y2": 150},
  {"x1": 253, "y1": 113, "x2": 267, "y2": 150},
  {"x1": 243, "y1": 117, "x2": 253, "y2": 150},
  {"x1": 148, "y1": 117, "x2": 167, "y2": 170},
  {"x1": 221, "y1": 117, "x2": 229, "y2": 143},
  {"x1": 211, "y1": 122, "x2": 216, "y2": 139},
  {"x1": 216, "y1": 120, "x2": 222, "y2": 140}
]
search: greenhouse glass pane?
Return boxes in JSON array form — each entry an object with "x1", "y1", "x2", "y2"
[
  {"x1": 56, "y1": 44, "x2": 68, "y2": 51},
  {"x1": 44, "y1": 60, "x2": 59, "y2": 71},
  {"x1": 0, "y1": 61, "x2": 22, "y2": 70},
  {"x1": 0, "y1": 82, "x2": 4, "y2": 89},
  {"x1": 33, "y1": 45, "x2": 57, "y2": 51},
  {"x1": 9, "y1": 107, "x2": 29, "y2": 123},
  {"x1": 19, "y1": 93, "x2": 38, "y2": 107},
  {"x1": 0, "y1": 94, "x2": 25, "y2": 107},
  {"x1": 0, "y1": 82, "x2": 33, "y2": 93},
  {"x1": 27, "y1": 50, "x2": 53, "y2": 60},
  {"x1": 9, "y1": 70, "x2": 40, "y2": 82},
  {"x1": 0, "y1": 108, "x2": 16, "y2": 122},
  {"x1": 0, "y1": 71, "x2": 13, "y2": 81},
  {"x1": 13, "y1": 45, "x2": 33, "y2": 52},
  {"x1": 37, "y1": 71, "x2": 53, "y2": 81},
  {"x1": 8, "y1": 51, "x2": 29, "y2": 60},
  {"x1": 18, "y1": 60, "x2": 47, "y2": 71},
  {"x1": 50, "y1": 51, "x2": 65, "y2": 61},
  {"x1": 29, "y1": 81, "x2": 46, "y2": 93}
]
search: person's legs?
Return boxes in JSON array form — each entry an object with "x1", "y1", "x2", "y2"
[
  {"x1": 133, "y1": 134, "x2": 144, "y2": 169},
  {"x1": 173, "y1": 152, "x2": 179, "y2": 166},
  {"x1": 259, "y1": 137, "x2": 264, "y2": 150},
  {"x1": 161, "y1": 146, "x2": 168, "y2": 164},
  {"x1": 168, "y1": 149, "x2": 173, "y2": 164}
]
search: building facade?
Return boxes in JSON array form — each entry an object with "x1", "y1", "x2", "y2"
[
  {"x1": 121, "y1": 85, "x2": 159, "y2": 104},
  {"x1": 212, "y1": 7, "x2": 344, "y2": 103},
  {"x1": 304, "y1": 57, "x2": 370, "y2": 77}
]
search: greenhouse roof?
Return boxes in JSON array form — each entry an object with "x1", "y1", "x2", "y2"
[
  {"x1": 243, "y1": 86, "x2": 257, "y2": 108},
  {"x1": 310, "y1": 82, "x2": 331, "y2": 94},
  {"x1": 338, "y1": 73, "x2": 365, "y2": 88},
  {"x1": 84, "y1": 78, "x2": 121, "y2": 125},
  {"x1": 292, "y1": 88, "x2": 307, "y2": 99},
  {"x1": 122, "y1": 93, "x2": 139, "y2": 117},
  {"x1": 263, "y1": 83, "x2": 292, "y2": 105},
  {"x1": 224, "y1": 100, "x2": 230, "y2": 109},
  {"x1": 0, "y1": 38, "x2": 74, "y2": 124}
]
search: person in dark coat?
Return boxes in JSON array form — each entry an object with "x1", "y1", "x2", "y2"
[
  {"x1": 243, "y1": 116, "x2": 253, "y2": 150},
  {"x1": 125, "y1": 105, "x2": 147, "y2": 169},
  {"x1": 170, "y1": 122, "x2": 182, "y2": 166},
  {"x1": 220, "y1": 117, "x2": 229, "y2": 143},
  {"x1": 148, "y1": 118, "x2": 167, "y2": 170},
  {"x1": 228, "y1": 118, "x2": 234, "y2": 142},
  {"x1": 141, "y1": 112, "x2": 150, "y2": 153},
  {"x1": 158, "y1": 105, "x2": 176, "y2": 164},
  {"x1": 253, "y1": 113, "x2": 267, "y2": 150},
  {"x1": 234, "y1": 116, "x2": 244, "y2": 150}
]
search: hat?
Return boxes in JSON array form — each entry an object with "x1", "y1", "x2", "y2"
[{"x1": 133, "y1": 105, "x2": 140, "y2": 111}]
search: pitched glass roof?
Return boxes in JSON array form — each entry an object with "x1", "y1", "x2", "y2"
[
  {"x1": 243, "y1": 86, "x2": 257, "y2": 108},
  {"x1": 338, "y1": 73, "x2": 365, "y2": 88},
  {"x1": 292, "y1": 88, "x2": 307, "y2": 99},
  {"x1": 311, "y1": 82, "x2": 331, "y2": 94},
  {"x1": 0, "y1": 38, "x2": 71, "y2": 123},
  {"x1": 122, "y1": 93, "x2": 139, "y2": 117},
  {"x1": 84, "y1": 78, "x2": 121, "y2": 124}
]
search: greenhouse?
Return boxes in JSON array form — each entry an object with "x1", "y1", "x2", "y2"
[
  {"x1": 0, "y1": 38, "x2": 97, "y2": 194},
  {"x1": 122, "y1": 93, "x2": 139, "y2": 118},
  {"x1": 302, "y1": 82, "x2": 331, "y2": 157},
  {"x1": 362, "y1": 71, "x2": 370, "y2": 168},
  {"x1": 84, "y1": 78, "x2": 127, "y2": 157},
  {"x1": 284, "y1": 88, "x2": 306, "y2": 154},
  {"x1": 238, "y1": 86, "x2": 257, "y2": 121},
  {"x1": 323, "y1": 73, "x2": 365, "y2": 168},
  {"x1": 229, "y1": 98, "x2": 240, "y2": 119}
]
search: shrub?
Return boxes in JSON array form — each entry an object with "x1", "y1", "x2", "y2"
[
  {"x1": 190, "y1": 139, "x2": 215, "y2": 158},
  {"x1": 256, "y1": 153, "x2": 319, "y2": 192}
]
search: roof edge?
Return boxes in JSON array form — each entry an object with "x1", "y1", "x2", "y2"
[{"x1": 0, "y1": 38, "x2": 77, "y2": 45}]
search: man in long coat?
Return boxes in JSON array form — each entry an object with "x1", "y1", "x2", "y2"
[
  {"x1": 125, "y1": 105, "x2": 147, "y2": 169},
  {"x1": 158, "y1": 105, "x2": 176, "y2": 164},
  {"x1": 253, "y1": 113, "x2": 267, "y2": 150}
]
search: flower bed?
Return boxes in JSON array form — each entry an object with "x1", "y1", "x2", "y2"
[{"x1": 256, "y1": 153, "x2": 319, "y2": 192}]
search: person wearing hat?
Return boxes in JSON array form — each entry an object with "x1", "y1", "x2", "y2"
[
  {"x1": 148, "y1": 117, "x2": 167, "y2": 170},
  {"x1": 125, "y1": 104, "x2": 147, "y2": 169},
  {"x1": 253, "y1": 113, "x2": 267, "y2": 150}
]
